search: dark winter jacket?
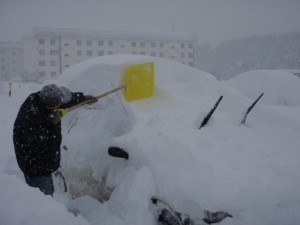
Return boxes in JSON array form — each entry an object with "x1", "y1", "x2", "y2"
[{"x1": 13, "y1": 91, "x2": 86, "y2": 177}]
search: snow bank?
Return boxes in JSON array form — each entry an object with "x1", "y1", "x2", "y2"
[
  {"x1": 225, "y1": 70, "x2": 300, "y2": 106},
  {"x1": 1, "y1": 55, "x2": 300, "y2": 225}
]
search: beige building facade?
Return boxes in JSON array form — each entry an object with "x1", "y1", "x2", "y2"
[
  {"x1": 2, "y1": 27, "x2": 197, "y2": 82},
  {"x1": 0, "y1": 42, "x2": 23, "y2": 81}
]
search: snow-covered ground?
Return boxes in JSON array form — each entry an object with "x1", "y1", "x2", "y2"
[{"x1": 1, "y1": 55, "x2": 300, "y2": 225}]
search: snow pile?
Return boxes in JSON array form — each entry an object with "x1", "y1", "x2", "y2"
[
  {"x1": 225, "y1": 70, "x2": 300, "y2": 106},
  {"x1": 1, "y1": 55, "x2": 300, "y2": 225}
]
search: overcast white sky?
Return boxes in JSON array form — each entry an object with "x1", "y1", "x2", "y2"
[{"x1": 1, "y1": 0, "x2": 300, "y2": 46}]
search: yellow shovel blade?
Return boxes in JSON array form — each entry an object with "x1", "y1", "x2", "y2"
[{"x1": 123, "y1": 62, "x2": 154, "y2": 101}]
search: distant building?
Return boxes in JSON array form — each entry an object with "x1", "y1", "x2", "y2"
[
  {"x1": 20, "y1": 27, "x2": 197, "y2": 82},
  {"x1": 0, "y1": 42, "x2": 24, "y2": 81}
]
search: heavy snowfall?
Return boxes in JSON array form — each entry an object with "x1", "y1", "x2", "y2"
[{"x1": 1, "y1": 55, "x2": 300, "y2": 225}]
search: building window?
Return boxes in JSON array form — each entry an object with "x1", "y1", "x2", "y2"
[
  {"x1": 132, "y1": 51, "x2": 136, "y2": 54},
  {"x1": 38, "y1": 39, "x2": 45, "y2": 45},
  {"x1": 39, "y1": 49, "x2": 46, "y2": 55},
  {"x1": 87, "y1": 50, "x2": 93, "y2": 56},
  {"x1": 98, "y1": 41, "x2": 103, "y2": 46},
  {"x1": 140, "y1": 51, "x2": 146, "y2": 55},
  {"x1": 160, "y1": 43, "x2": 164, "y2": 48},
  {"x1": 181, "y1": 53, "x2": 185, "y2": 57},
  {"x1": 98, "y1": 51, "x2": 104, "y2": 56},
  {"x1": 188, "y1": 53, "x2": 193, "y2": 58},
  {"x1": 181, "y1": 43, "x2": 185, "y2": 48},
  {"x1": 132, "y1": 42, "x2": 136, "y2": 47},
  {"x1": 51, "y1": 60, "x2": 56, "y2": 66},
  {"x1": 39, "y1": 60, "x2": 46, "y2": 66},
  {"x1": 64, "y1": 53, "x2": 69, "y2": 57},
  {"x1": 108, "y1": 51, "x2": 113, "y2": 55},
  {"x1": 64, "y1": 64, "x2": 70, "y2": 68},
  {"x1": 86, "y1": 40, "x2": 92, "y2": 46},
  {"x1": 151, "y1": 42, "x2": 156, "y2": 48},
  {"x1": 108, "y1": 41, "x2": 113, "y2": 47},
  {"x1": 151, "y1": 52, "x2": 156, "y2": 56},
  {"x1": 77, "y1": 50, "x2": 82, "y2": 56},
  {"x1": 77, "y1": 40, "x2": 82, "y2": 46},
  {"x1": 64, "y1": 43, "x2": 69, "y2": 46},
  {"x1": 51, "y1": 71, "x2": 56, "y2": 77},
  {"x1": 160, "y1": 52, "x2": 164, "y2": 57},
  {"x1": 140, "y1": 42, "x2": 146, "y2": 47},
  {"x1": 50, "y1": 39, "x2": 56, "y2": 45},
  {"x1": 1, "y1": 66, "x2": 5, "y2": 70},
  {"x1": 50, "y1": 50, "x2": 57, "y2": 55},
  {"x1": 39, "y1": 71, "x2": 46, "y2": 77},
  {"x1": 188, "y1": 44, "x2": 193, "y2": 48}
]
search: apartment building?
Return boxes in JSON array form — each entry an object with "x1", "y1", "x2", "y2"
[
  {"x1": 23, "y1": 27, "x2": 197, "y2": 82},
  {"x1": 0, "y1": 42, "x2": 23, "y2": 81},
  {"x1": 1, "y1": 27, "x2": 197, "y2": 82}
]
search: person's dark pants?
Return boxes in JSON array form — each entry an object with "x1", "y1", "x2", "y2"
[{"x1": 25, "y1": 174, "x2": 54, "y2": 196}]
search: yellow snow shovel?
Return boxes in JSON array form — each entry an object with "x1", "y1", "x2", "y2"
[{"x1": 56, "y1": 61, "x2": 154, "y2": 117}]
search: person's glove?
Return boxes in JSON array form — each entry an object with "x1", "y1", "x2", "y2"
[
  {"x1": 84, "y1": 95, "x2": 98, "y2": 105},
  {"x1": 49, "y1": 111, "x2": 61, "y2": 124}
]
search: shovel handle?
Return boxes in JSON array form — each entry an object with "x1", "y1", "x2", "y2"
[
  {"x1": 95, "y1": 84, "x2": 126, "y2": 100},
  {"x1": 58, "y1": 85, "x2": 126, "y2": 117}
]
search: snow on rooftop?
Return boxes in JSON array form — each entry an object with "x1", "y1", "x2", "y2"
[{"x1": 23, "y1": 27, "x2": 198, "y2": 42}]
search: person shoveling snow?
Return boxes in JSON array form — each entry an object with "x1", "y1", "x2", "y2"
[{"x1": 13, "y1": 84, "x2": 96, "y2": 196}]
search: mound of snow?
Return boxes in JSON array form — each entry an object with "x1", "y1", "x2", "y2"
[
  {"x1": 57, "y1": 55, "x2": 221, "y2": 201},
  {"x1": 226, "y1": 70, "x2": 300, "y2": 106},
  {"x1": 56, "y1": 55, "x2": 218, "y2": 97},
  {"x1": 1, "y1": 55, "x2": 300, "y2": 225}
]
